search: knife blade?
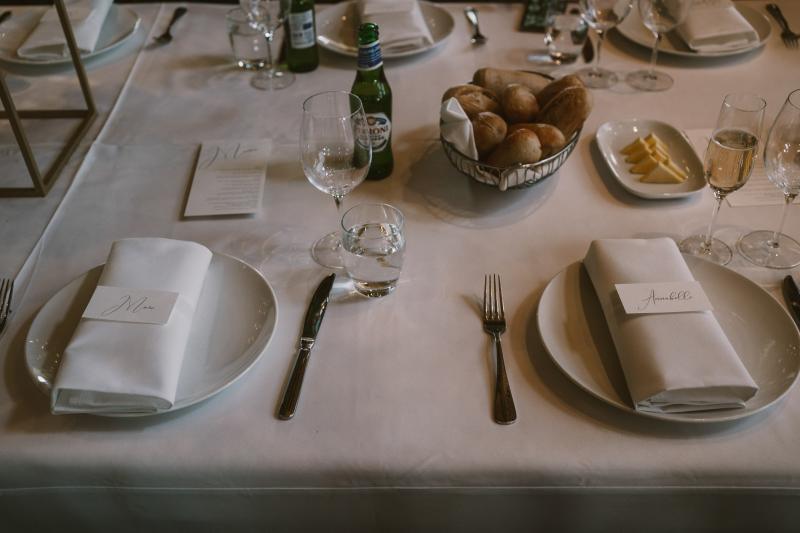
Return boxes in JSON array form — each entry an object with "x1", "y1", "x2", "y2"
[
  {"x1": 278, "y1": 273, "x2": 336, "y2": 420},
  {"x1": 782, "y1": 275, "x2": 800, "y2": 329}
]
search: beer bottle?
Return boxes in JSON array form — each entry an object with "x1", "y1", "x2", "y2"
[
  {"x1": 352, "y1": 23, "x2": 393, "y2": 181},
  {"x1": 286, "y1": 0, "x2": 319, "y2": 73}
]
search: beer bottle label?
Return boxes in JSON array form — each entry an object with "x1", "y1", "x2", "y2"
[
  {"x1": 288, "y1": 10, "x2": 315, "y2": 49},
  {"x1": 357, "y1": 41, "x2": 383, "y2": 70},
  {"x1": 366, "y1": 113, "x2": 391, "y2": 152}
]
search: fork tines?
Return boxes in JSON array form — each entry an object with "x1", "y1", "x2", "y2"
[
  {"x1": 0, "y1": 278, "x2": 13, "y2": 333},
  {"x1": 484, "y1": 274, "x2": 505, "y2": 321}
]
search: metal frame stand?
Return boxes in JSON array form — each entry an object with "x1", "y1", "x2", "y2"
[{"x1": 0, "y1": 0, "x2": 96, "y2": 197}]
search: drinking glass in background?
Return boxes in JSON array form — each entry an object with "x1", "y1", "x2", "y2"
[
  {"x1": 739, "y1": 89, "x2": 800, "y2": 269},
  {"x1": 239, "y1": 0, "x2": 294, "y2": 90},
  {"x1": 626, "y1": 0, "x2": 691, "y2": 91},
  {"x1": 576, "y1": 0, "x2": 633, "y2": 89},
  {"x1": 226, "y1": 8, "x2": 268, "y2": 70},
  {"x1": 680, "y1": 93, "x2": 766, "y2": 265},
  {"x1": 341, "y1": 203, "x2": 406, "y2": 298},
  {"x1": 543, "y1": 4, "x2": 589, "y2": 64},
  {"x1": 301, "y1": 91, "x2": 372, "y2": 269}
]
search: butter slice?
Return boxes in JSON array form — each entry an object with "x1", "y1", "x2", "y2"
[
  {"x1": 645, "y1": 133, "x2": 667, "y2": 151},
  {"x1": 641, "y1": 162, "x2": 684, "y2": 184},
  {"x1": 630, "y1": 154, "x2": 661, "y2": 174},
  {"x1": 621, "y1": 138, "x2": 649, "y2": 155},
  {"x1": 665, "y1": 159, "x2": 688, "y2": 181},
  {"x1": 625, "y1": 146, "x2": 654, "y2": 163}
]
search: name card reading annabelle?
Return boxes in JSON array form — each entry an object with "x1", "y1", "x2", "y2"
[
  {"x1": 615, "y1": 281, "x2": 713, "y2": 315},
  {"x1": 82, "y1": 286, "x2": 179, "y2": 325}
]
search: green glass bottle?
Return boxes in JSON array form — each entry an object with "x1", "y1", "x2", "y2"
[
  {"x1": 286, "y1": 0, "x2": 319, "y2": 73},
  {"x1": 352, "y1": 23, "x2": 393, "y2": 181}
]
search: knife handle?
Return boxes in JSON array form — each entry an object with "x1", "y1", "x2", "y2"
[{"x1": 278, "y1": 346, "x2": 311, "y2": 420}]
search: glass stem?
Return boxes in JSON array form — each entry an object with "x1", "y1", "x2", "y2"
[
  {"x1": 771, "y1": 194, "x2": 797, "y2": 248},
  {"x1": 263, "y1": 30, "x2": 274, "y2": 72},
  {"x1": 648, "y1": 33, "x2": 661, "y2": 78},
  {"x1": 594, "y1": 29, "x2": 605, "y2": 73},
  {"x1": 703, "y1": 193, "x2": 725, "y2": 250}
]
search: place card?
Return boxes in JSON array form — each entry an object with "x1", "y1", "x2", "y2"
[
  {"x1": 184, "y1": 139, "x2": 269, "y2": 217},
  {"x1": 82, "y1": 286, "x2": 179, "y2": 325},
  {"x1": 616, "y1": 281, "x2": 713, "y2": 315}
]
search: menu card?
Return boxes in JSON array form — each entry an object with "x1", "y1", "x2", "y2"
[{"x1": 184, "y1": 140, "x2": 269, "y2": 217}]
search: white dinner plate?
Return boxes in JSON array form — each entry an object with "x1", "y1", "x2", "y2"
[
  {"x1": 316, "y1": 0, "x2": 454, "y2": 59},
  {"x1": 0, "y1": 5, "x2": 140, "y2": 67},
  {"x1": 25, "y1": 252, "x2": 278, "y2": 416},
  {"x1": 537, "y1": 256, "x2": 800, "y2": 423},
  {"x1": 596, "y1": 119, "x2": 705, "y2": 200},
  {"x1": 616, "y1": 5, "x2": 771, "y2": 59}
]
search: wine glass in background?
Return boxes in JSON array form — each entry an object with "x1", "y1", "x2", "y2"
[
  {"x1": 626, "y1": 0, "x2": 691, "y2": 91},
  {"x1": 680, "y1": 93, "x2": 766, "y2": 265},
  {"x1": 576, "y1": 0, "x2": 633, "y2": 89},
  {"x1": 738, "y1": 89, "x2": 800, "y2": 269},
  {"x1": 240, "y1": 0, "x2": 294, "y2": 90},
  {"x1": 301, "y1": 91, "x2": 372, "y2": 268},
  {"x1": 542, "y1": 4, "x2": 589, "y2": 64}
]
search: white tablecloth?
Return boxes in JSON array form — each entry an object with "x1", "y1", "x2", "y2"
[{"x1": 1, "y1": 2, "x2": 799, "y2": 531}]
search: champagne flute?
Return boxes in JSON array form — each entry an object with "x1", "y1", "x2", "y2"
[
  {"x1": 240, "y1": 0, "x2": 294, "y2": 90},
  {"x1": 576, "y1": 0, "x2": 633, "y2": 89},
  {"x1": 301, "y1": 91, "x2": 372, "y2": 269},
  {"x1": 626, "y1": 0, "x2": 691, "y2": 92},
  {"x1": 680, "y1": 93, "x2": 766, "y2": 265},
  {"x1": 739, "y1": 89, "x2": 800, "y2": 269}
]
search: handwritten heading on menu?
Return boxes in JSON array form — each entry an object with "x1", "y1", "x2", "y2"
[
  {"x1": 184, "y1": 139, "x2": 269, "y2": 217},
  {"x1": 82, "y1": 286, "x2": 179, "y2": 325},
  {"x1": 615, "y1": 281, "x2": 713, "y2": 315}
]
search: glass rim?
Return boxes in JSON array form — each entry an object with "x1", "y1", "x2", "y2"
[
  {"x1": 302, "y1": 91, "x2": 365, "y2": 119},
  {"x1": 721, "y1": 92, "x2": 767, "y2": 113},
  {"x1": 787, "y1": 88, "x2": 800, "y2": 111},
  {"x1": 341, "y1": 203, "x2": 405, "y2": 233}
]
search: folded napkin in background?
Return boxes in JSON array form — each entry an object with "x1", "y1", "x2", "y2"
[
  {"x1": 583, "y1": 238, "x2": 758, "y2": 414},
  {"x1": 356, "y1": 0, "x2": 434, "y2": 54},
  {"x1": 675, "y1": 0, "x2": 758, "y2": 53},
  {"x1": 51, "y1": 238, "x2": 212, "y2": 414},
  {"x1": 440, "y1": 98, "x2": 478, "y2": 160},
  {"x1": 17, "y1": 0, "x2": 113, "y2": 60}
]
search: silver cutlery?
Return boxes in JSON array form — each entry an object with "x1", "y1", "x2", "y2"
[
  {"x1": 483, "y1": 274, "x2": 516, "y2": 425},
  {"x1": 783, "y1": 276, "x2": 800, "y2": 328},
  {"x1": 0, "y1": 11, "x2": 12, "y2": 26},
  {"x1": 767, "y1": 4, "x2": 799, "y2": 49},
  {"x1": 464, "y1": 7, "x2": 487, "y2": 46},
  {"x1": 153, "y1": 6, "x2": 188, "y2": 46},
  {"x1": 0, "y1": 278, "x2": 13, "y2": 335},
  {"x1": 278, "y1": 273, "x2": 336, "y2": 420}
]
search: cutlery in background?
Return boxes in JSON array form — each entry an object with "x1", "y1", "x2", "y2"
[
  {"x1": 0, "y1": 278, "x2": 12, "y2": 335},
  {"x1": 153, "y1": 6, "x2": 188, "y2": 46},
  {"x1": 464, "y1": 7, "x2": 487, "y2": 45},
  {"x1": 783, "y1": 276, "x2": 800, "y2": 329},
  {"x1": 0, "y1": 11, "x2": 12, "y2": 26},
  {"x1": 767, "y1": 4, "x2": 799, "y2": 49},
  {"x1": 278, "y1": 273, "x2": 336, "y2": 420}
]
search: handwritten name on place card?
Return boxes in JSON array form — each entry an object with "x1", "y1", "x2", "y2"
[
  {"x1": 83, "y1": 286, "x2": 179, "y2": 325},
  {"x1": 615, "y1": 281, "x2": 713, "y2": 315}
]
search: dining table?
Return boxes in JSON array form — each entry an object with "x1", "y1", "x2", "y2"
[{"x1": 1, "y1": 1, "x2": 799, "y2": 531}]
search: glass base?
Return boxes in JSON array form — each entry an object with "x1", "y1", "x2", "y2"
[
  {"x1": 310, "y1": 231, "x2": 344, "y2": 270},
  {"x1": 738, "y1": 230, "x2": 800, "y2": 269},
  {"x1": 352, "y1": 279, "x2": 397, "y2": 298},
  {"x1": 679, "y1": 235, "x2": 733, "y2": 266},
  {"x1": 251, "y1": 67, "x2": 294, "y2": 91},
  {"x1": 575, "y1": 66, "x2": 618, "y2": 89},
  {"x1": 626, "y1": 69, "x2": 673, "y2": 92}
]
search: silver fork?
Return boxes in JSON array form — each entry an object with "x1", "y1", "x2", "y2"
[
  {"x1": 767, "y1": 4, "x2": 799, "y2": 49},
  {"x1": 0, "y1": 278, "x2": 13, "y2": 334},
  {"x1": 483, "y1": 274, "x2": 516, "y2": 425}
]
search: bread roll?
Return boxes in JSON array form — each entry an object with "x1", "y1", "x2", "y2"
[
  {"x1": 535, "y1": 75, "x2": 584, "y2": 109},
  {"x1": 538, "y1": 86, "x2": 592, "y2": 138},
  {"x1": 501, "y1": 84, "x2": 539, "y2": 124},
  {"x1": 456, "y1": 90, "x2": 500, "y2": 119},
  {"x1": 442, "y1": 84, "x2": 489, "y2": 102},
  {"x1": 472, "y1": 68, "x2": 550, "y2": 96},
  {"x1": 486, "y1": 129, "x2": 542, "y2": 168},
  {"x1": 506, "y1": 123, "x2": 566, "y2": 157},
  {"x1": 472, "y1": 112, "x2": 507, "y2": 158}
]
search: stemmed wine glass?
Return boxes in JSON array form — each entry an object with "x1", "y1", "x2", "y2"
[
  {"x1": 680, "y1": 93, "x2": 766, "y2": 265},
  {"x1": 738, "y1": 89, "x2": 800, "y2": 269},
  {"x1": 301, "y1": 91, "x2": 372, "y2": 268},
  {"x1": 626, "y1": 0, "x2": 691, "y2": 92},
  {"x1": 576, "y1": 0, "x2": 633, "y2": 89},
  {"x1": 239, "y1": 0, "x2": 294, "y2": 90}
]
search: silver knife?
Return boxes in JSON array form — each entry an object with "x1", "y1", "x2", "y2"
[
  {"x1": 278, "y1": 273, "x2": 336, "y2": 420},
  {"x1": 782, "y1": 276, "x2": 800, "y2": 329}
]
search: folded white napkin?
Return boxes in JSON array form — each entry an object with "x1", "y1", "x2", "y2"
[
  {"x1": 17, "y1": 0, "x2": 113, "y2": 60},
  {"x1": 356, "y1": 0, "x2": 434, "y2": 54},
  {"x1": 583, "y1": 238, "x2": 758, "y2": 414},
  {"x1": 51, "y1": 238, "x2": 213, "y2": 414},
  {"x1": 676, "y1": 0, "x2": 758, "y2": 53},
  {"x1": 440, "y1": 98, "x2": 479, "y2": 160}
]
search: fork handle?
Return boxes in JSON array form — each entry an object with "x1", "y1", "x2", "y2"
[
  {"x1": 767, "y1": 4, "x2": 791, "y2": 32},
  {"x1": 492, "y1": 335, "x2": 517, "y2": 425}
]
